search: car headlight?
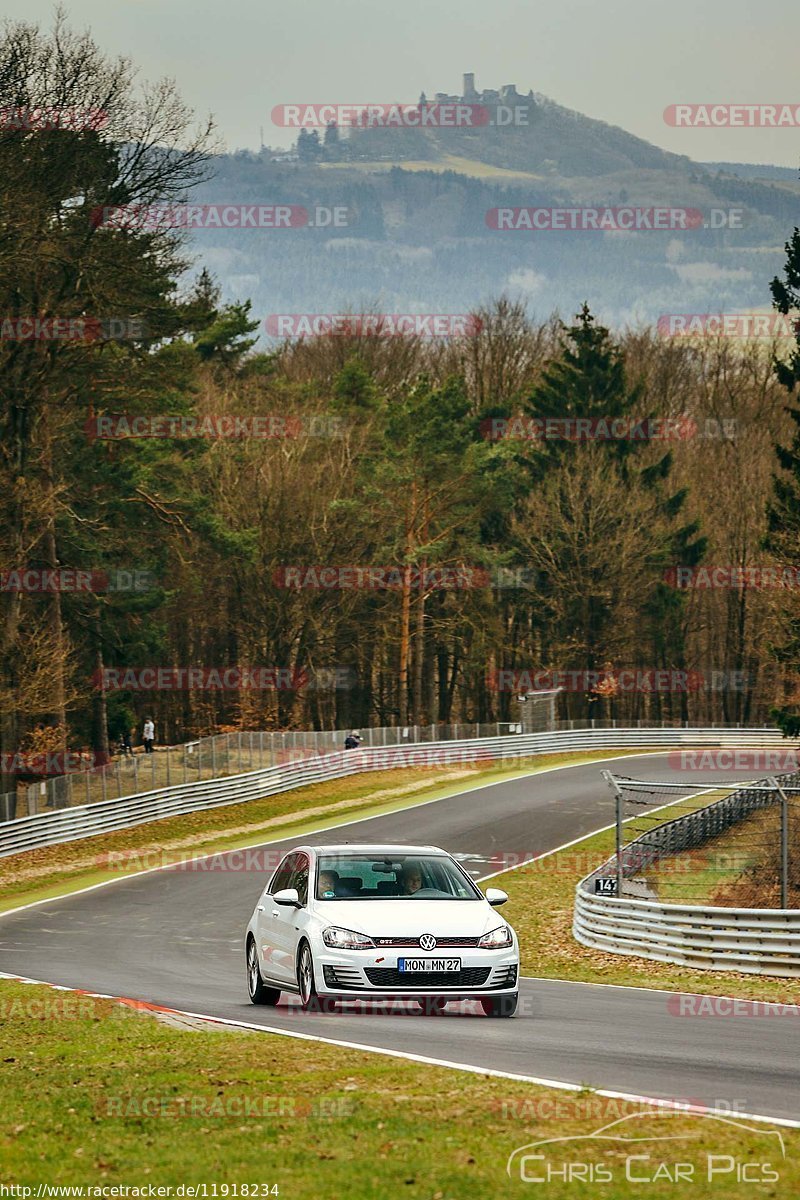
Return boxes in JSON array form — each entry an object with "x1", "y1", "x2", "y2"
[
  {"x1": 322, "y1": 926, "x2": 375, "y2": 950},
  {"x1": 477, "y1": 925, "x2": 513, "y2": 949}
]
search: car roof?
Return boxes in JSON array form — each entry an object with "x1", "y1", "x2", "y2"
[{"x1": 293, "y1": 844, "x2": 448, "y2": 856}]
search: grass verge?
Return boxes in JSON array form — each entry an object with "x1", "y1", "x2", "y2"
[{"x1": 0, "y1": 978, "x2": 795, "y2": 1197}]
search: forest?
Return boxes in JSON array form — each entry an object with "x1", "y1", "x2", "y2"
[{"x1": 2, "y1": 16, "x2": 800, "y2": 798}]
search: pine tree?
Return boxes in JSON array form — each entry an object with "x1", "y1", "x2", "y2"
[
  {"x1": 323, "y1": 121, "x2": 339, "y2": 158},
  {"x1": 765, "y1": 230, "x2": 800, "y2": 734},
  {"x1": 297, "y1": 128, "x2": 322, "y2": 161},
  {"x1": 515, "y1": 305, "x2": 704, "y2": 720}
]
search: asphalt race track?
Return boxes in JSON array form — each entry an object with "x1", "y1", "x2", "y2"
[{"x1": 2, "y1": 752, "x2": 798, "y2": 1122}]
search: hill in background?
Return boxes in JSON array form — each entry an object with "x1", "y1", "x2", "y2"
[{"x1": 185, "y1": 75, "x2": 800, "y2": 333}]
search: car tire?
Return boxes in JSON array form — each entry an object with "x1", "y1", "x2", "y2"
[
  {"x1": 480, "y1": 992, "x2": 518, "y2": 1018},
  {"x1": 297, "y1": 941, "x2": 336, "y2": 1013},
  {"x1": 247, "y1": 938, "x2": 281, "y2": 1006}
]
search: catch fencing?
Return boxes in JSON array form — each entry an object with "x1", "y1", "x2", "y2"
[
  {"x1": 0, "y1": 722, "x2": 790, "y2": 859},
  {"x1": 575, "y1": 770, "x2": 800, "y2": 975},
  {"x1": 15, "y1": 693, "x2": 560, "y2": 819}
]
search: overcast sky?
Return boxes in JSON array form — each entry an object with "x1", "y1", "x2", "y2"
[{"x1": 6, "y1": 0, "x2": 800, "y2": 166}]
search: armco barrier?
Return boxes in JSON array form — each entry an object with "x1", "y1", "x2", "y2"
[
  {"x1": 574, "y1": 889, "x2": 800, "y2": 976},
  {"x1": 0, "y1": 725, "x2": 790, "y2": 859},
  {"x1": 574, "y1": 769, "x2": 800, "y2": 976}
]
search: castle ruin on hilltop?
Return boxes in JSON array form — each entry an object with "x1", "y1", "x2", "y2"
[{"x1": 422, "y1": 73, "x2": 535, "y2": 113}]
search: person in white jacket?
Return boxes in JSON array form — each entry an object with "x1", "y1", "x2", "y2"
[{"x1": 142, "y1": 718, "x2": 155, "y2": 754}]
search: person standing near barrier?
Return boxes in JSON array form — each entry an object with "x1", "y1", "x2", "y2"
[{"x1": 142, "y1": 717, "x2": 155, "y2": 754}]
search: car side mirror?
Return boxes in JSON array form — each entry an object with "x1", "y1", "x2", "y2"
[
  {"x1": 273, "y1": 888, "x2": 301, "y2": 907},
  {"x1": 485, "y1": 887, "x2": 508, "y2": 907}
]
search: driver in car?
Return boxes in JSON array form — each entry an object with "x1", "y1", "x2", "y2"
[{"x1": 399, "y1": 863, "x2": 423, "y2": 895}]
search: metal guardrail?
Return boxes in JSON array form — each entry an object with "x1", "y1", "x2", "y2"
[
  {"x1": 0, "y1": 724, "x2": 790, "y2": 859},
  {"x1": 20, "y1": 699, "x2": 561, "y2": 817},
  {"x1": 574, "y1": 770, "x2": 800, "y2": 976},
  {"x1": 574, "y1": 891, "x2": 800, "y2": 976}
]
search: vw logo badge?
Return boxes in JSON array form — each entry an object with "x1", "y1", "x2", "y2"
[{"x1": 419, "y1": 933, "x2": 437, "y2": 951}]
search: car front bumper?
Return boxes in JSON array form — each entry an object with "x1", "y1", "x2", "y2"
[{"x1": 315, "y1": 946, "x2": 519, "y2": 998}]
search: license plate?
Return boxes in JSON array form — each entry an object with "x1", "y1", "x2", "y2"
[{"x1": 397, "y1": 957, "x2": 461, "y2": 972}]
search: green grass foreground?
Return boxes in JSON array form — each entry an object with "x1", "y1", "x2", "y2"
[{"x1": 0, "y1": 979, "x2": 796, "y2": 1198}]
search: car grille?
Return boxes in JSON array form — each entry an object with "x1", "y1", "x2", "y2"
[
  {"x1": 372, "y1": 936, "x2": 481, "y2": 948},
  {"x1": 492, "y1": 964, "x2": 518, "y2": 987},
  {"x1": 364, "y1": 966, "x2": 491, "y2": 989},
  {"x1": 323, "y1": 965, "x2": 364, "y2": 989}
]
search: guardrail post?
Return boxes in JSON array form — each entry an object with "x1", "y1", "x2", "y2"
[
  {"x1": 165, "y1": 745, "x2": 171, "y2": 788},
  {"x1": 602, "y1": 770, "x2": 625, "y2": 897},
  {"x1": 211, "y1": 736, "x2": 217, "y2": 777},
  {"x1": 769, "y1": 776, "x2": 790, "y2": 909}
]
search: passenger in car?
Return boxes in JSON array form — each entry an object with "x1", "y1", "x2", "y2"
[{"x1": 318, "y1": 870, "x2": 339, "y2": 898}]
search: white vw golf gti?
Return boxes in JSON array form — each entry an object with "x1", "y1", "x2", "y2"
[{"x1": 245, "y1": 843, "x2": 519, "y2": 1016}]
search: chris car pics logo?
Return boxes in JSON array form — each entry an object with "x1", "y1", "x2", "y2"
[{"x1": 506, "y1": 1110, "x2": 785, "y2": 1185}]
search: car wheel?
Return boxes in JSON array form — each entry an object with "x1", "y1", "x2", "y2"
[
  {"x1": 416, "y1": 997, "x2": 447, "y2": 1015},
  {"x1": 247, "y1": 938, "x2": 280, "y2": 1006},
  {"x1": 297, "y1": 941, "x2": 336, "y2": 1013},
  {"x1": 480, "y1": 992, "x2": 518, "y2": 1017}
]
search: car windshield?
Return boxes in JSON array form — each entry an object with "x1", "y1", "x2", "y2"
[{"x1": 315, "y1": 854, "x2": 482, "y2": 900}]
